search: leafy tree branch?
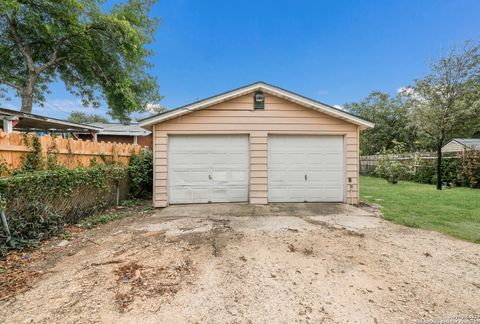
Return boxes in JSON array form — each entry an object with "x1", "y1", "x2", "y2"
[{"x1": 0, "y1": 0, "x2": 162, "y2": 119}]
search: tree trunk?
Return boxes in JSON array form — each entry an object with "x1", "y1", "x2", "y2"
[
  {"x1": 436, "y1": 143, "x2": 442, "y2": 190},
  {"x1": 20, "y1": 74, "x2": 36, "y2": 113}
]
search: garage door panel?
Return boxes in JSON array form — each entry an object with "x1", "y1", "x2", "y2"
[
  {"x1": 210, "y1": 187, "x2": 248, "y2": 202},
  {"x1": 306, "y1": 189, "x2": 340, "y2": 202},
  {"x1": 269, "y1": 188, "x2": 305, "y2": 202},
  {"x1": 268, "y1": 135, "x2": 344, "y2": 202},
  {"x1": 170, "y1": 187, "x2": 210, "y2": 204},
  {"x1": 230, "y1": 171, "x2": 249, "y2": 182},
  {"x1": 168, "y1": 135, "x2": 249, "y2": 204},
  {"x1": 170, "y1": 153, "x2": 212, "y2": 166},
  {"x1": 170, "y1": 170, "x2": 210, "y2": 184},
  {"x1": 270, "y1": 171, "x2": 304, "y2": 183},
  {"x1": 308, "y1": 171, "x2": 343, "y2": 181},
  {"x1": 322, "y1": 164, "x2": 344, "y2": 172}
]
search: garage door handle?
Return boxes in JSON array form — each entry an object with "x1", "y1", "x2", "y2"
[
  {"x1": 209, "y1": 174, "x2": 212, "y2": 180},
  {"x1": 305, "y1": 174, "x2": 307, "y2": 181}
]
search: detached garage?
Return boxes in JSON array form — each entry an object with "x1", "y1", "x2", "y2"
[{"x1": 139, "y1": 82, "x2": 373, "y2": 207}]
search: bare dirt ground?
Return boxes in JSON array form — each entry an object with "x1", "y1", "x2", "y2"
[{"x1": 1, "y1": 203, "x2": 479, "y2": 324}]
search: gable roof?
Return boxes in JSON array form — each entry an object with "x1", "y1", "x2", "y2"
[
  {"x1": 139, "y1": 81, "x2": 374, "y2": 130},
  {"x1": 446, "y1": 138, "x2": 480, "y2": 150}
]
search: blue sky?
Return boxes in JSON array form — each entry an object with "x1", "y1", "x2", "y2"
[{"x1": 3, "y1": 0, "x2": 480, "y2": 120}]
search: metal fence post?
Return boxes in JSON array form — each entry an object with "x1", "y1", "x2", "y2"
[{"x1": 0, "y1": 193, "x2": 14, "y2": 247}]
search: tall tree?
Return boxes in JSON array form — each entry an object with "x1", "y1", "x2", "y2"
[
  {"x1": 344, "y1": 92, "x2": 425, "y2": 155},
  {"x1": 401, "y1": 42, "x2": 480, "y2": 190},
  {"x1": 67, "y1": 111, "x2": 108, "y2": 124},
  {"x1": 0, "y1": 0, "x2": 161, "y2": 120}
]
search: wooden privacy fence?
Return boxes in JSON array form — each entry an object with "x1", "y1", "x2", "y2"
[
  {"x1": 0, "y1": 131, "x2": 141, "y2": 170},
  {"x1": 360, "y1": 152, "x2": 460, "y2": 174}
]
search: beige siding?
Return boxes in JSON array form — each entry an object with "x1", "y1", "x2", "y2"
[
  {"x1": 153, "y1": 93, "x2": 360, "y2": 207},
  {"x1": 442, "y1": 141, "x2": 465, "y2": 153}
]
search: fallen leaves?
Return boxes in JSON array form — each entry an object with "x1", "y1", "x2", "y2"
[
  {"x1": 0, "y1": 251, "x2": 45, "y2": 300},
  {"x1": 113, "y1": 259, "x2": 193, "y2": 312}
]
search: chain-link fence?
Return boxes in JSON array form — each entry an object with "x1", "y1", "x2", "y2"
[{"x1": 0, "y1": 166, "x2": 129, "y2": 251}]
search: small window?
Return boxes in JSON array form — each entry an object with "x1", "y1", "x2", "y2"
[{"x1": 253, "y1": 91, "x2": 265, "y2": 110}]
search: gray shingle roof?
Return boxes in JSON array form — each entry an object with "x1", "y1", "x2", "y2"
[
  {"x1": 452, "y1": 138, "x2": 480, "y2": 149},
  {"x1": 88, "y1": 123, "x2": 151, "y2": 136}
]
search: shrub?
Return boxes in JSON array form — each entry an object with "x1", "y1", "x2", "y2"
[
  {"x1": 128, "y1": 150, "x2": 153, "y2": 198},
  {"x1": 374, "y1": 142, "x2": 409, "y2": 184},
  {"x1": 442, "y1": 158, "x2": 462, "y2": 186},
  {"x1": 408, "y1": 157, "x2": 463, "y2": 186},
  {"x1": 17, "y1": 134, "x2": 43, "y2": 173},
  {"x1": 460, "y1": 150, "x2": 480, "y2": 188},
  {"x1": 0, "y1": 165, "x2": 128, "y2": 253},
  {"x1": 409, "y1": 159, "x2": 436, "y2": 184},
  {"x1": 375, "y1": 155, "x2": 407, "y2": 184}
]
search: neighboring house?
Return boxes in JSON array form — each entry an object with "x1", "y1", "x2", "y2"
[
  {"x1": 139, "y1": 81, "x2": 374, "y2": 207},
  {"x1": 442, "y1": 138, "x2": 480, "y2": 153},
  {"x1": 77, "y1": 122, "x2": 153, "y2": 148},
  {"x1": 0, "y1": 107, "x2": 101, "y2": 134}
]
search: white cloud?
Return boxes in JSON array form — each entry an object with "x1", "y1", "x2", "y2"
[
  {"x1": 397, "y1": 86, "x2": 425, "y2": 101},
  {"x1": 333, "y1": 104, "x2": 344, "y2": 110},
  {"x1": 397, "y1": 86, "x2": 409, "y2": 95},
  {"x1": 145, "y1": 102, "x2": 162, "y2": 113}
]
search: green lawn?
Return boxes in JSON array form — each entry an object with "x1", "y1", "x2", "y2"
[{"x1": 360, "y1": 176, "x2": 480, "y2": 243}]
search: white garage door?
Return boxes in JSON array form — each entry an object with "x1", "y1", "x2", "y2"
[
  {"x1": 168, "y1": 135, "x2": 249, "y2": 204},
  {"x1": 268, "y1": 135, "x2": 344, "y2": 202}
]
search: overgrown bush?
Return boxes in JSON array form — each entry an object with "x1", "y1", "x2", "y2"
[
  {"x1": 408, "y1": 159, "x2": 436, "y2": 184},
  {"x1": 128, "y1": 150, "x2": 153, "y2": 198},
  {"x1": 375, "y1": 155, "x2": 408, "y2": 184},
  {"x1": 0, "y1": 165, "x2": 128, "y2": 254},
  {"x1": 408, "y1": 158, "x2": 463, "y2": 186},
  {"x1": 460, "y1": 150, "x2": 480, "y2": 188},
  {"x1": 374, "y1": 142, "x2": 409, "y2": 184},
  {"x1": 442, "y1": 158, "x2": 462, "y2": 186},
  {"x1": 16, "y1": 134, "x2": 43, "y2": 173}
]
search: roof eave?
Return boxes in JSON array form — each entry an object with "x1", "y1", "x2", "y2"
[
  {"x1": 0, "y1": 108, "x2": 103, "y2": 132},
  {"x1": 99, "y1": 131, "x2": 151, "y2": 136},
  {"x1": 139, "y1": 82, "x2": 374, "y2": 129}
]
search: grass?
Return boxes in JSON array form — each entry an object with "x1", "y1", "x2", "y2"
[
  {"x1": 79, "y1": 212, "x2": 126, "y2": 229},
  {"x1": 360, "y1": 176, "x2": 480, "y2": 243},
  {"x1": 78, "y1": 199, "x2": 149, "y2": 229}
]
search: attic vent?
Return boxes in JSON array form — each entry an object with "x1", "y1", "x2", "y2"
[{"x1": 253, "y1": 91, "x2": 265, "y2": 110}]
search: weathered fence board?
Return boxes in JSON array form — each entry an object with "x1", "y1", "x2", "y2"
[{"x1": 0, "y1": 131, "x2": 141, "y2": 170}]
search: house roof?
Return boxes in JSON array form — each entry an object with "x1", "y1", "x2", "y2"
[
  {"x1": 0, "y1": 107, "x2": 102, "y2": 132},
  {"x1": 447, "y1": 138, "x2": 480, "y2": 150},
  {"x1": 139, "y1": 81, "x2": 375, "y2": 130},
  {"x1": 87, "y1": 122, "x2": 151, "y2": 136}
]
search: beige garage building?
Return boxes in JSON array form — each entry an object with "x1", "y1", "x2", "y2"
[{"x1": 139, "y1": 82, "x2": 373, "y2": 207}]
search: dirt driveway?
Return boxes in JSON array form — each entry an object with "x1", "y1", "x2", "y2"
[{"x1": 1, "y1": 203, "x2": 479, "y2": 323}]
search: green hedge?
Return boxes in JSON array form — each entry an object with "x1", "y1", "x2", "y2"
[
  {"x1": 128, "y1": 150, "x2": 153, "y2": 198},
  {"x1": 0, "y1": 165, "x2": 128, "y2": 253},
  {"x1": 390, "y1": 153, "x2": 480, "y2": 188},
  {"x1": 407, "y1": 158, "x2": 463, "y2": 185}
]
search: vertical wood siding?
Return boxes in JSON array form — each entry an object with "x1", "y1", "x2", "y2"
[{"x1": 153, "y1": 93, "x2": 360, "y2": 207}]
